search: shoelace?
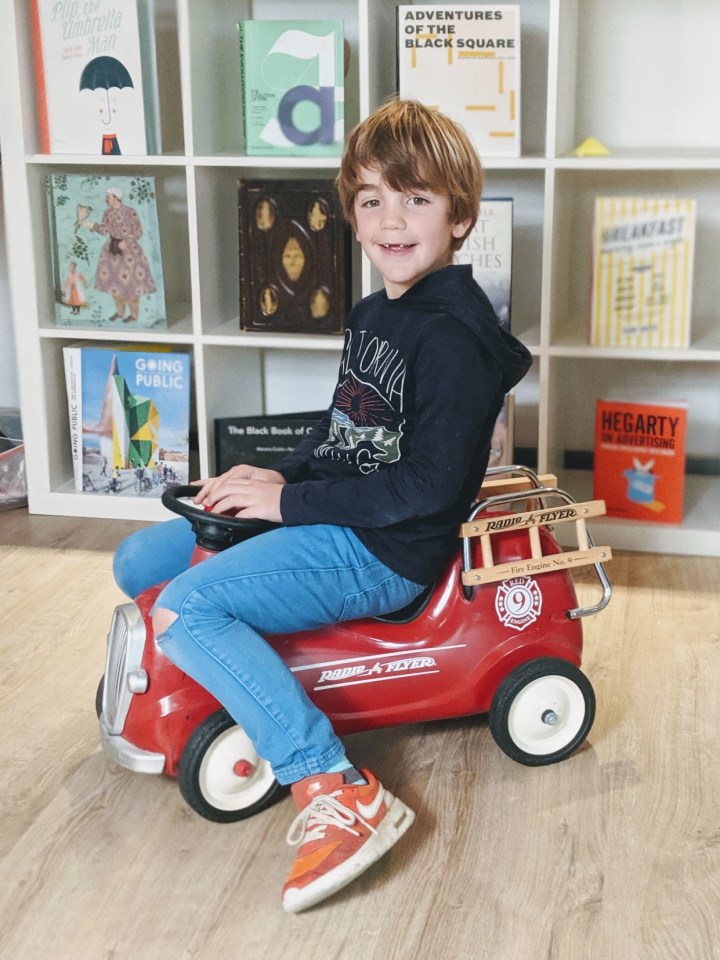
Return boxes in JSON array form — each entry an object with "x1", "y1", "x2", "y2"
[{"x1": 286, "y1": 792, "x2": 377, "y2": 847}]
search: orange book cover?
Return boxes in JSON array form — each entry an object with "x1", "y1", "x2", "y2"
[{"x1": 593, "y1": 399, "x2": 687, "y2": 524}]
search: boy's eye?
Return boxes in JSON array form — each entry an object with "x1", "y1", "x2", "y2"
[
  {"x1": 407, "y1": 195, "x2": 430, "y2": 206},
  {"x1": 359, "y1": 197, "x2": 380, "y2": 208}
]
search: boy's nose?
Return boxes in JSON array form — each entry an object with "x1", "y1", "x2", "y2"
[{"x1": 380, "y1": 205, "x2": 406, "y2": 228}]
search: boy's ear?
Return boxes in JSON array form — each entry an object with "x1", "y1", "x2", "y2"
[{"x1": 451, "y1": 218, "x2": 473, "y2": 240}]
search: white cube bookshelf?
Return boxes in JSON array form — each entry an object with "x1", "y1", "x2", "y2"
[{"x1": 1, "y1": 0, "x2": 718, "y2": 554}]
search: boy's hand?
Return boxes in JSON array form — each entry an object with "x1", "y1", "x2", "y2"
[{"x1": 191, "y1": 465, "x2": 285, "y2": 522}]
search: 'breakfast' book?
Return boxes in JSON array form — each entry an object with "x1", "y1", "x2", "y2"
[
  {"x1": 593, "y1": 398, "x2": 688, "y2": 524},
  {"x1": 63, "y1": 345, "x2": 191, "y2": 496},
  {"x1": 31, "y1": 0, "x2": 161, "y2": 155},
  {"x1": 47, "y1": 172, "x2": 166, "y2": 329},
  {"x1": 590, "y1": 196, "x2": 696, "y2": 348},
  {"x1": 397, "y1": 4, "x2": 521, "y2": 157}
]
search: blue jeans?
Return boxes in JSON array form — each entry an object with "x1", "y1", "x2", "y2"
[{"x1": 113, "y1": 520, "x2": 424, "y2": 784}]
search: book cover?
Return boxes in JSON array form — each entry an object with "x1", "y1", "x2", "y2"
[
  {"x1": 63, "y1": 345, "x2": 191, "y2": 496},
  {"x1": 593, "y1": 398, "x2": 688, "y2": 524},
  {"x1": 238, "y1": 19, "x2": 344, "y2": 157},
  {"x1": 397, "y1": 4, "x2": 521, "y2": 158},
  {"x1": 457, "y1": 197, "x2": 513, "y2": 327},
  {"x1": 238, "y1": 179, "x2": 350, "y2": 334},
  {"x1": 214, "y1": 412, "x2": 324, "y2": 474},
  {"x1": 31, "y1": 0, "x2": 159, "y2": 155},
  {"x1": 590, "y1": 196, "x2": 696, "y2": 348},
  {"x1": 47, "y1": 172, "x2": 166, "y2": 329}
]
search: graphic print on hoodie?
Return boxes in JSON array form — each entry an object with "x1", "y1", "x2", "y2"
[{"x1": 317, "y1": 343, "x2": 405, "y2": 474}]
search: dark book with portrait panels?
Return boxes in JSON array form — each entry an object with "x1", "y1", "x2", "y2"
[{"x1": 238, "y1": 179, "x2": 350, "y2": 334}]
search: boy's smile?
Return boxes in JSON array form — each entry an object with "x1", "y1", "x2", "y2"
[{"x1": 353, "y1": 167, "x2": 471, "y2": 299}]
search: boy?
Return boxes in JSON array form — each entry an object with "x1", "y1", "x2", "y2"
[{"x1": 113, "y1": 99, "x2": 532, "y2": 912}]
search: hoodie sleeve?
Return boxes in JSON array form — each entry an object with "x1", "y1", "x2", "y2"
[
  {"x1": 271, "y1": 407, "x2": 333, "y2": 483},
  {"x1": 279, "y1": 318, "x2": 504, "y2": 528}
]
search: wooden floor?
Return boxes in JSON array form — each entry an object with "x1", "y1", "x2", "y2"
[{"x1": 1, "y1": 508, "x2": 719, "y2": 960}]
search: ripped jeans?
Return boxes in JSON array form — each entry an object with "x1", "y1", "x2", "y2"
[{"x1": 113, "y1": 520, "x2": 424, "y2": 784}]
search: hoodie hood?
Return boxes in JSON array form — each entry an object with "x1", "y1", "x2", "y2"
[{"x1": 384, "y1": 263, "x2": 532, "y2": 393}]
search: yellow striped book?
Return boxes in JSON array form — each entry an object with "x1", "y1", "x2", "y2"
[{"x1": 590, "y1": 196, "x2": 696, "y2": 348}]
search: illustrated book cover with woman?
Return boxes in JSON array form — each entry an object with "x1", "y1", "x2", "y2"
[{"x1": 47, "y1": 172, "x2": 167, "y2": 329}]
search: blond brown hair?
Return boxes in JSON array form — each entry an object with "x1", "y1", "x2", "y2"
[{"x1": 336, "y1": 98, "x2": 483, "y2": 251}]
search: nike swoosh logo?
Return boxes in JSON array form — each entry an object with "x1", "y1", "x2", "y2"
[{"x1": 356, "y1": 787, "x2": 385, "y2": 821}]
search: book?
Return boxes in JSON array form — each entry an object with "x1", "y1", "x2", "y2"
[
  {"x1": 590, "y1": 197, "x2": 696, "y2": 348},
  {"x1": 457, "y1": 197, "x2": 513, "y2": 327},
  {"x1": 593, "y1": 398, "x2": 688, "y2": 524},
  {"x1": 238, "y1": 179, "x2": 350, "y2": 334},
  {"x1": 214, "y1": 412, "x2": 324, "y2": 475},
  {"x1": 457, "y1": 198, "x2": 514, "y2": 469},
  {"x1": 31, "y1": 0, "x2": 161, "y2": 155},
  {"x1": 397, "y1": 4, "x2": 521, "y2": 158},
  {"x1": 238, "y1": 19, "x2": 344, "y2": 157},
  {"x1": 63, "y1": 345, "x2": 191, "y2": 496},
  {"x1": 47, "y1": 172, "x2": 166, "y2": 329}
]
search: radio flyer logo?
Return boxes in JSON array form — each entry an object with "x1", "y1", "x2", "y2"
[{"x1": 495, "y1": 577, "x2": 542, "y2": 631}]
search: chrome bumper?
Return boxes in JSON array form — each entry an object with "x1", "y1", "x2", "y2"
[{"x1": 98, "y1": 714, "x2": 165, "y2": 774}]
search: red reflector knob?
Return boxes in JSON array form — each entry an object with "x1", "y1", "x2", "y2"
[{"x1": 233, "y1": 760, "x2": 254, "y2": 778}]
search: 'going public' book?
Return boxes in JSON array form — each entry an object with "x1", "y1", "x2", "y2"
[
  {"x1": 397, "y1": 4, "x2": 521, "y2": 157},
  {"x1": 31, "y1": 0, "x2": 161, "y2": 155},
  {"x1": 238, "y1": 19, "x2": 345, "y2": 157},
  {"x1": 47, "y1": 172, "x2": 166, "y2": 329},
  {"x1": 63, "y1": 345, "x2": 191, "y2": 497}
]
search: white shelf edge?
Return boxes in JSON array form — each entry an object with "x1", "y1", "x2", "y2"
[
  {"x1": 547, "y1": 344, "x2": 720, "y2": 362},
  {"x1": 27, "y1": 489, "x2": 168, "y2": 522},
  {"x1": 26, "y1": 153, "x2": 188, "y2": 167},
  {"x1": 203, "y1": 330, "x2": 345, "y2": 351}
]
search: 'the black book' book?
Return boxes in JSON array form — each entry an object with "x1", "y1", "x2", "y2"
[
  {"x1": 214, "y1": 412, "x2": 324, "y2": 474},
  {"x1": 238, "y1": 179, "x2": 350, "y2": 334}
]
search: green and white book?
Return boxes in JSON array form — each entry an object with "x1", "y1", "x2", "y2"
[{"x1": 238, "y1": 19, "x2": 345, "y2": 157}]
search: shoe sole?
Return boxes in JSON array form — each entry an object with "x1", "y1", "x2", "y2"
[{"x1": 282, "y1": 792, "x2": 415, "y2": 913}]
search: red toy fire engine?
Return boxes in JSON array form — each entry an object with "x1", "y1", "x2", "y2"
[{"x1": 97, "y1": 467, "x2": 612, "y2": 822}]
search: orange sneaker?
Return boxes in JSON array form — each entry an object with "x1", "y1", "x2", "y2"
[{"x1": 282, "y1": 768, "x2": 415, "y2": 913}]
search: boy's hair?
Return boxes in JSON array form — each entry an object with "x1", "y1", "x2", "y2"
[{"x1": 336, "y1": 98, "x2": 483, "y2": 251}]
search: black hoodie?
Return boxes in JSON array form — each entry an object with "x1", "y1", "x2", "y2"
[{"x1": 276, "y1": 264, "x2": 532, "y2": 584}]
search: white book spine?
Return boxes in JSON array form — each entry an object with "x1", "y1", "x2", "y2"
[{"x1": 63, "y1": 346, "x2": 83, "y2": 491}]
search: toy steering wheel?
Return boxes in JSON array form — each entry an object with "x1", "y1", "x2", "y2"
[{"x1": 161, "y1": 484, "x2": 277, "y2": 552}]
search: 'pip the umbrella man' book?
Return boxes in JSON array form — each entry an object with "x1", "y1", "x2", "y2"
[
  {"x1": 47, "y1": 173, "x2": 166, "y2": 329},
  {"x1": 31, "y1": 0, "x2": 161, "y2": 154}
]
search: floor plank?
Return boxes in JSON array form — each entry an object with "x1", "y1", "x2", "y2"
[{"x1": 1, "y1": 509, "x2": 718, "y2": 959}]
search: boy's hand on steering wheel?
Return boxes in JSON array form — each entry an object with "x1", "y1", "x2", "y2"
[{"x1": 191, "y1": 465, "x2": 285, "y2": 522}]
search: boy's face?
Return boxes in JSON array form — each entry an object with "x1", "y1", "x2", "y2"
[{"x1": 353, "y1": 166, "x2": 470, "y2": 299}]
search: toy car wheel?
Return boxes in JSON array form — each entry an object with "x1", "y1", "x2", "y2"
[
  {"x1": 179, "y1": 709, "x2": 282, "y2": 822},
  {"x1": 95, "y1": 676, "x2": 104, "y2": 718},
  {"x1": 489, "y1": 658, "x2": 595, "y2": 766}
]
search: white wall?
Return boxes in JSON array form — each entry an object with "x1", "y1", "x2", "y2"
[{"x1": 0, "y1": 173, "x2": 20, "y2": 409}]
